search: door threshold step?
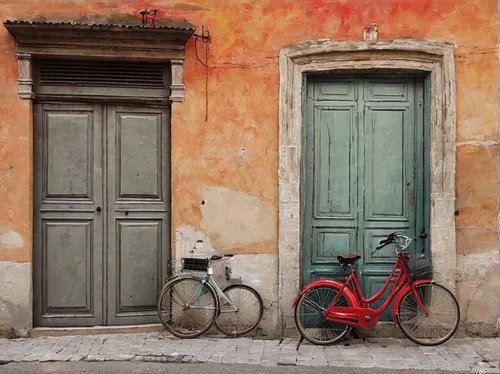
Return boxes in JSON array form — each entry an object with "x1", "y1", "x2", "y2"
[{"x1": 31, "y1": 324, "x2": 164, "y2": 338}]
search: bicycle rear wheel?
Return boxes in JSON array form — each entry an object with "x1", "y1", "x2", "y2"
[
  {"x1": 294, "y1": 285, "x2": 352, "y2": 345},
  {"x1": 214, "y1": 284, "x2": 263, "y2": 337},
  {"x1": 397, "y1": 283, "x2": 460, "y2": 346},
  {"x1": 157, "y1": 277, "x2": 217, "y2": 339}
]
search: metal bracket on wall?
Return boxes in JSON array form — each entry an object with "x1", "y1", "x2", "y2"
[{"x1": 140, "y1": 9, "x2": 157, "y2": 27}]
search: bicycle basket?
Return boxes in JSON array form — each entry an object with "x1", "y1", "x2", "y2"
[
  {"x1": 182, "y1": 258, "x2": 209, "y2": 272},
  {"x1": 406, "y1": 250, "x2": 432, "y2": 281}
]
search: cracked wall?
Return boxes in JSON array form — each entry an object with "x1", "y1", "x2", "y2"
[{"x1": 0, "y1": 0, "x2": 499, "y2": 336}]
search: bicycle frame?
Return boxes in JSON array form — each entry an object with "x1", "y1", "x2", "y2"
[
  {"x1": 205, "y1": 276, "x2": 239, "y2": 313},
  {"x1": 299, "y1": 253, "x2": 430, "y2": 329},
  {"x1": 179, "y1": 268, "x2": 239, "y2": 313}
]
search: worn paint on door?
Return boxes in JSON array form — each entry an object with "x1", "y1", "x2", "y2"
[
  {"x1": 301, "y1": 77, "x2": 427, "y2": 319},
  {"x1": 33, "y1": 103, "x2": 170, "y2": 327}
]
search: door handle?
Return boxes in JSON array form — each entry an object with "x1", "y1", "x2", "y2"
[{"x1": 96, "y1": 206, "x2": 102, "y2": 213}]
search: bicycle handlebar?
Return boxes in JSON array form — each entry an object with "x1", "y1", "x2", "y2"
[
  {"x1": 375, "y1": 233, "x2": 397, "y2": 249},
  {"x1": 373, "y1": 232, "x2": 412, "y2": 255}
]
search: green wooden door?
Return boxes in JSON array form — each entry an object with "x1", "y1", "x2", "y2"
[{"x1": 302, "y1": 77, "x2": 427, "y2": 320}]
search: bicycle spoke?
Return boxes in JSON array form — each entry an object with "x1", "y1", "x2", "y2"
[
  {"x1": 294, "y1": 285, "x2": 351, "y2": 345},
  {"x1": 215, "y1": 285, "x2": 263, "y2": 336},
  {"x1": 397, "y1": 283, "x2": 459, "y2": 345},
  {"x1": 157, "y1": 278, "x2": 217, "y2": 339}
]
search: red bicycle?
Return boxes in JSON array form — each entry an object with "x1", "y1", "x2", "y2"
[{"x1": 293, "y1": 233, "x2": 460, "y2": 346}]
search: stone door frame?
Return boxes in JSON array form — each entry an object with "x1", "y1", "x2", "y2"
[{"x1": 278, "y1": 39, "x2": 456, "y2": 330}]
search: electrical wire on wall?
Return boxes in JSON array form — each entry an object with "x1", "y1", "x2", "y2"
[
  {"x1": 193, "y1": 26, "x2": 279, "y2": 121},
  {"x1": 194, "y1": 26, "x2": 210, "y2": 121}
]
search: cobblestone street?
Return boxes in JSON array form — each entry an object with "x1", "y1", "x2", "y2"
[{"x1": 0, "y1": 333, "x2": 498, "y2": 373}]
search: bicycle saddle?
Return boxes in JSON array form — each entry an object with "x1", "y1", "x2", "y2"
[{"x1": 337, "y1": 254, "x2": 361, "y2": 264}]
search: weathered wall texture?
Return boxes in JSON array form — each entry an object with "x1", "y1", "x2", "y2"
[{"x1": 0, "y1": 0, "x2": 499, "y2": 336}]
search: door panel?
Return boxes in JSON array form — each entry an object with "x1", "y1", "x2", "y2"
[
  {"x1": 44, "y1": 111, "x2": 94, "y2": 199},
  {"x1": 116, "y1": 112, "x2": 162, "y2": 198},
  {"x1": 107, "y1": 106, "x2": 170, "y2": 325},
  {"x1": 116, "y1": 220, "x2": 162, "y2": 310},
  {"x1": 34, "y1": 103, "x2": 103, "y2": 327},
  {"x1": 44, "y1": 220, "x2": 93, "y2": 311},
  {"x1": 302, "y1": 77, "x2": 426, "y2": 320},
  {"x1": 363, "y1": 104, "x2": 413, "y2": 222},
  {"x1": 315, "y1": 106, "x2": 355, "y2": 217}
]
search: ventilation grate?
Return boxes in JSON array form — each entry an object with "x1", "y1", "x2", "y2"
[{"x1": 38, "y1": 59, "x2": 166, "y2": 89}]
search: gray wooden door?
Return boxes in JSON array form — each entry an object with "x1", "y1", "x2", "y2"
[
  {"x1": 34, "y1": 103, "x2": 170, "y2": 327},
  {"x1": 302, "y1": 77, "x2": 427, "y2": 320}
]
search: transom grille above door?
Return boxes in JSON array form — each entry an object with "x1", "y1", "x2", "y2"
[
  {"x1": 38, "y1": 59, "x2": 166, "y2": 88},
  {"x1": 34, "y1": 59, "x2": 171, "y2": 101}
]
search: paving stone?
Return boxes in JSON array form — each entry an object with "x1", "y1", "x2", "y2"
[
  {"x1": 208, "y1": 354, "x2": 223, "y2": 363},
  {"x1": 297, "y1": 357, "x2": 312, "y2": 366},
  {"x1": 261, "y1": 359, "x2": 277, "y2": 367},
  {"x1": 277, "y1": 355, "x2": 296, "y2": 365},
  {"x1": 222, "y1": 353, "x2": 235, "y2": 363},
  {"x1": 246, "y1": 356, "x2": 261, "y2": 365},
  {"x1": 264, "y1": 340, "x2": 279, "y2": 347},
  {"x1": 311, "y1": 358, "x2": 328, "y2": 366},
  {"x1": 149, "y1": 340, "x2": 169, "y2": 356},
  {"x1": 194, "y1": 354, "x2": 211, "y2": 362}
]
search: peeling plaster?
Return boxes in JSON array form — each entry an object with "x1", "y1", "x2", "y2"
[
  {"x1": 0, "y1": 261, "x2": 30, "y2": 337},
  {"x1": 456, "y1": 140, "x2": 498, "y2": 146},
  {"x1": 200, "y1": 186, "x2": 275, "y2": 254},
  {"x1": 175, "y1": 225, "x2": 217, "y2": 259},
  {"x1": 0, "y1": 228, "x2": 24, "y2": 249},
  {"x1": 456, "y1": 251, "x2": 500, "y2": 336}
]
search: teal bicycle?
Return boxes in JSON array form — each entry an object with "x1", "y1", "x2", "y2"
[{"x1": 157, "y1": 255, "x2": 264, "y2": 338}]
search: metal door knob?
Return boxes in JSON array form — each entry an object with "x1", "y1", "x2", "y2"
[
  {"x1": 96, "y1": 206, "x2": 102, "y2": 212},
  {"x1": 418, "y1": 228, "x2": 427, "y2": 239}
]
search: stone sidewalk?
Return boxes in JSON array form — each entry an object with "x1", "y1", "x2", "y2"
[{"x1": 0, "y1": 333, "x2": 498, "y2": 373}]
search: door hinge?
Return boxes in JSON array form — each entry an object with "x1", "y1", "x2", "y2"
[{"x1": 410, "y1": 190, "x2": 415, "y2": 206}]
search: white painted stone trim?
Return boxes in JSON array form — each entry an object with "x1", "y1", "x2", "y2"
[
  {"x1": 278, "y1": 39, "x2": 456, "y2": 331},
  {"x1": 170, "y1": 59, "x2": 186, "y2": 102}
]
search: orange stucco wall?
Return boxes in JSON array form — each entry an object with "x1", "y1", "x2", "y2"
[{"x1": 0, "y1": 0, "x2": 499, "y2": 333}]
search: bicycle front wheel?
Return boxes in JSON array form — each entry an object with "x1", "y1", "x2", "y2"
[
  {"x1": 157, "y1": 277, "x2": 217, "y2": 339},
  {"x1": 397, "y1": 283, "x2": 460, "y2": 346},
  {"x1": 214, "y1": 284, "x2": 264, "y2": 337},
  {"x1": 294, "y1": 285, "x2": 352, "y2": 345}
]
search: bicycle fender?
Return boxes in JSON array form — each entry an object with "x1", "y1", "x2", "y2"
[
  {"x1": 392, "y1": 279, "x2": 435, "y2": 325},
  {"x1": 292, "y1": 279, "x2": 360, "y2": 308}
]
